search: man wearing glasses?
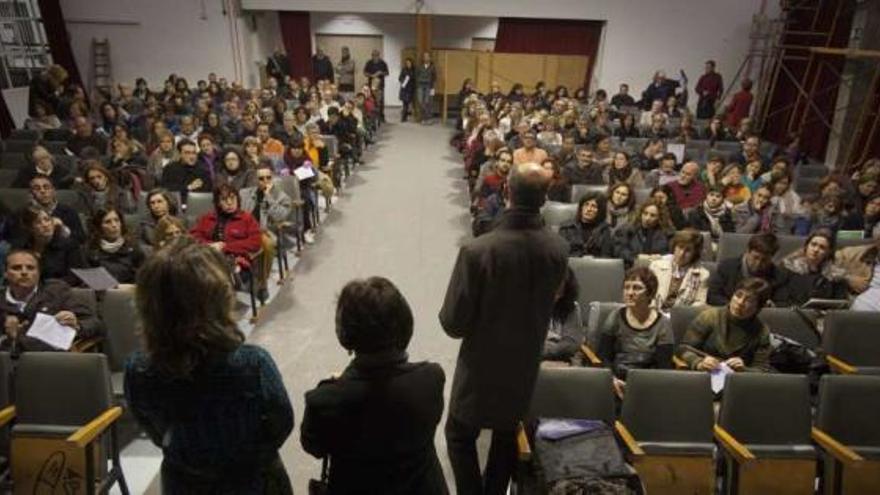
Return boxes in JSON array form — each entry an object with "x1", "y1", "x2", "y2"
[{"x1": 28, "y1": 175, "x2": 85, "y2": 244}]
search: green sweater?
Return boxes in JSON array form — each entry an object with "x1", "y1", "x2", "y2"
[{"x1": 677, "y1": 306, "x2": 771, "y2": 372}]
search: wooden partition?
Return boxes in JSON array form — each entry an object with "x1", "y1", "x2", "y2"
[{"x1": 402, "y1": 48, "x2": 589, "y2": 121}]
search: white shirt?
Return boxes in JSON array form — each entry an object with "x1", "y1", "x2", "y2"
[{"x1": 852, "y1": 264, "x2": 880, "y2": 312}]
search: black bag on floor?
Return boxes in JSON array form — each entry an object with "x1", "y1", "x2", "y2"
[{"x1": 308, "y1": 458, "x2": 329, "y2": 495}]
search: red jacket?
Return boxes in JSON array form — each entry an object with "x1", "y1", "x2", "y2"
[
  {"x1": 725, "y1": 90, "x2": 753, "y2": 128},
  {"x1": 190, "y1": 210, "x2": 261, "y2": 267}
]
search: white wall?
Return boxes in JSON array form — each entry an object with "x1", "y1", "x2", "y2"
[
  {"x1": 60, "y1": 0, "x2": 278, "y2": 91},
  {"x1": 310, "y1": 13, "x2": 497, "y2": 105},
  {"x1": 246, "y1": 0, "x2": 774, "y2": 99}
]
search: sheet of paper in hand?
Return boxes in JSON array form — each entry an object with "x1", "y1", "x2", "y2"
[{"x1": 26, "y1": 312, "x2": 77, "y2": 350}]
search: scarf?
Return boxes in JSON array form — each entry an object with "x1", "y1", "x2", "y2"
[
  {"x1": 782, "y1": 253, "x2": 847, "y2": 281},
  {"x1": 702, "y1": 200, "x2": 726, "y2": 238},
  {"x1": 212, "y1": 211, "x2": 233, "y2": 242},
  {"x1": 607, "y1": 205, "x2": 630, "y2": 228},
  {"x1": 608, "y1": 165, "x2": 633, "y2": 184},
  {"x1": 100, "y1": 237, "x2": 125, "y2": 254}
]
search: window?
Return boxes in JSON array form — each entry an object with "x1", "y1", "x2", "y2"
[{"x1": 0, "y1": 0, "x2": 51, "y2": 89}]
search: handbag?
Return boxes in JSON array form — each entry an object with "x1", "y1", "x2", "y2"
[{"x1": 308, "y1": 457, "x2": 329, "y2": 495}]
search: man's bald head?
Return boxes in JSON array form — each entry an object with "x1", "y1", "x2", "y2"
[{"x1": 507, "y1": 162, "x2": 551, "y2": 210}]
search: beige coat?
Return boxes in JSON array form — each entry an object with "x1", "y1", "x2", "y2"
[
  {"x1": 834, "y1": 243, "x2": 878, "y2": 293},
  {"x1": 649, "y1": 255, "x2": 710, "y2": 308}
]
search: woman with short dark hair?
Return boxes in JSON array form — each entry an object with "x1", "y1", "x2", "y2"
[
  {"x1": 139, "y1": 189, "x2": 179, "y2": 250},
  {"x1": 559, "y1": 192, "x2": 613, "y2": 257},
  {"x1": 776, "y1": 229, "x2": 848, "y2": 306},
  {"x1": 301, "y1": 276, "x2": 448, "y2": 494},
  {"x1": 678, "y1": 277, "x2": 773, "y2": 373},
  {"x1": 86, "y1": 207, "x2": 145, "y2": 284},
  {"x1": 542, "y1": 268, "x2": 584, "y2": 362},
  {"x1": 189, "y1": 184, "x2": 262, "y2": 273},
  {"x1": 13, "y1": 207, "x2": 85, "y2": 285},
  {"x1": 125, "y1": 239, "x2": 293, "y2": 494},
  {"x1": 215, "y1": 147, "x2": 258, "y2": 191}
]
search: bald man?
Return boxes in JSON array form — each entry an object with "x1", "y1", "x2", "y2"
[
  {"x1": 440, "y1": 162, "x2": 568, "y2": 495},
  {"x1": 666, "y1": 160, "x2": 707, "y2": 210}
]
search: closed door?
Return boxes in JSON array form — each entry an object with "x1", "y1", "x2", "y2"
[{"x1": 315, "y1": 34, "x2": 383, "y2": 92}]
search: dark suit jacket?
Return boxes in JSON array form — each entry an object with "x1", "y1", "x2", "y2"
[
  {"x1": 0, "y1": 279, "x2": 102, "y2": 352},
  {"x1": 301, "y1": 353, "x2": 448, "y2": 495},
  {"x1": 707, "y1": 257, "x2": 789, "y2": 306},
  {"x1": 161, "y1": 161, "x2": 213, "y2": 195},
  {"x1": 439, "y1": 208, "x2": 568, "y2": 428},
  {"x1": 13, "y1": 165, "x2": 74, "y2": 189}
]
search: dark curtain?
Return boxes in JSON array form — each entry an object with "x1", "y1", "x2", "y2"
[
  {"x1": 0, "y1": 92, "x2": 14, "y2": 138},
  {"x1": 494, "y1": 17, "x2": 603, "y2": 88},
  {"x1": 278, "y1": 11, "x2": 312, "y2": 80},
  {"x1": 38, "y1": 0, "x2": 83, "y2": 86},
  {"x1": 760, "y1": 0, "x2": 855, "y2": 159}
]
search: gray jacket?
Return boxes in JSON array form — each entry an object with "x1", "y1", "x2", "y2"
[
  {"x1": 440, "y1": 208, "x2": 569, "y2": 428},
  {"x1": 415, "y1": 63, "x2": 436, "y2": 88},
  {"x1": 239, "y1": 186, "x2": 292, "y2": 230}
]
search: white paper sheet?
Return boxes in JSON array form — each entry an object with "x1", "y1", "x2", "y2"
[
  {"x1": 710, "y1": 362, "x2": 734, "y2": 394},
  {"x1": 294, "y1": 166, "x2": 316, "y2": 180},
  {"x1": 26, "y1": 312, "x2": 76, "y2": 351},
  {"x1": 401, "y1": 75, "x2": 410, "y2": 87},
  {"x1": 72, "y1": 267, "x2": 120, "y2": 291},
  {"x1": 667, "y1": 143, "x2": 685, "y2": 164}
]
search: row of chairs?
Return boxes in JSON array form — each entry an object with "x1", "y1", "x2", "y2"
[
  {"x1": 515, "y1": 367, "x2": 880, "y2": 494},
  {"x1": 5, "y1": 128, "x2": 72, "y2": 142}
]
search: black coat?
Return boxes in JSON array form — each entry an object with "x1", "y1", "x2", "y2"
[
  {"x1": 774, "y1": 266, "x2": 848, "y2": 307},
  {"x1": 612, "y1": 225, "x2": 670, "y2": 267},
  {"x1": 559, "y1": 220, "x2": 613, "y2": 258},
  {"x1": 707, "y1": 257, "x2": 790, "y2": 306},
  {"x1": 161, "y1": 161, "x2": 213, "y2": 196},
  {"x1": 86, "y1": 243, "x2": 145, "y2": 284},
  {"x1": 439, "y1": 209, "x2": 568, "y2": 428},
  {"x1": 13, "y1": 165, "x2": 74, "y2": 189},
  {"x1": 398, "y1": 68, "x2": 416, "y2": 102},
  {"x1": 686, "y1": 207, "x2": 735, "y2": 239},
  {"x1": 313, "y1": 56, "x2": 334, "y2": 82},
  {"x1": 14, "y1": 233, "x2": 85, "y2": 286},
  {"x1": 301, "y1": 353, "x2": 448, "y2": 495}
]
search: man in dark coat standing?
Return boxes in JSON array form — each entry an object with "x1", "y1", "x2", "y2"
[
  {"x1": 312, "y1": 49, "x2": 334, "y2": 83},
  {"x1": 440, "y1": 162, "x2": 569, "y2": 495}
]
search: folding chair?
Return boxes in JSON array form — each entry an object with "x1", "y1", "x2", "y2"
[
  {"x1": 539, "y1": 202, "x2": 577, "y2": 231},
  {"x1": 823, "y1": 311, "x2": 880, "y2": 375},
  {"x1": 570, "y1": 184, "x2": 606, "y2": 204},
  {"x1": 100, "y1": 288, "x2": 142, "y2": 397},
  {"x1": 183, "y1": 192, "x2": 215, "y2": 225}
]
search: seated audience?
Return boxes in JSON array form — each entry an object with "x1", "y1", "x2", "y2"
[
  {"x1": 775, "y1": 229, "x2": 848, "y2": 306},
  {"x1": 13, "y1": 145, "x2": 74, "y2": 189},
  {"x1": 767, "y1": 169, "x2": 802, "y2": 217},
  {"x1": 564, "y1": 147, "x2": 604, "y2": 185},
  {"x1": 139, "y1": 189, "x2": 179, "y2": 250},
  {"x1": 28, "y1": 175, "x2": 86, "y2": 244},
  {"x1": 615, "y1": 112, "x2": 640, "y2": 139},
  {"x1": 85, "y1": 207, "x2": 145, "y2": 284},
  {"x1": 742, "y1": 159, "x2": 764, "y2": 193},
  {"x1": 542, "y1": 268, "x2": 583, "y2": 362},
  {"x1": 190, "y1": 184, "x2": 261, "y2": 273},
  {"x1": 592, "y1": 135, "x2": 615, "y2": 168},
  {"x1": 703, "y1": 116, "x2": 729, "y2": 142},
  {"x1": 146, "y1": 129, "x2": 178, "y2": 184},
  {"x1": 161, "y1": 139, "x2": 213, "y2": 195},
  {"x1": 215, "y1": 148, "x2": 258, "y2": 191},
  {"x1": 607, "y1": 182, "x2": 636, "y2": 230},
  {"x1": 301, "y1": 277, "x2": 447, "y2": 494},
  {"x1": 665, "y1": 161, "x2": 706, "y2": 210},
  {"x1": 841, "y1": 193, "x2": 880, "y2": 238},
  {"x1": 701, "y1": 154, "x2": 724, "y2": 189},
  {"x1": 125, "y1": 239, "x2": 293, "y2": 493},
  {"x1": 707, "y1": 233, "x2": 788, "y2": 306},
  {"x1": 720, "y1": 163, "x2": 750, "y2": 206},
  {"x1": 77, "y1": 161, "x2": 135, "y2": 215},
  {"x1": 613, "y1": 199, "x2": 671, "y2": 267},
  {"x1": 631, "y1": 138, "x2": 664, "y2": 171},
  {"x1": 24, "y1": 100, "x2": 62, "y2": 130},
  {"x1": 512, "y1": 131, "x2": 548, "y2": 165},
  {"x1": 678, "y1": 277, "x2": 772, "y2": 373},
  {"x1": 1, "y1": 249, "x2": 101, "y2": 353},
  {"x1": 67, "y1": 116, "x2": 108, "y2": 157},
  {"x1": 649, "y1": 186, "x2": 687, "y2": 230},
  {"x1": 645, "y1": 153, "x2": 679, "y2": 189},
  {"x1": 559, "y1": 192, "x2": 613, "y2": 258},
  {"x1": 12, "y1": 207, "x2": 84, "y2": 285},
  {"x1": 604, "y1": 151, "x2": 645, "y2": 188},
  {"x1": 793, "y1": 193, "x2": 845, "y2": 236},
  {"x1": 687, "y1": 186, "x2": 735, "y2": 241},
  {"x1": 648, "y1": 229, "x2": 710, "y2": 309},
  {"x1": 835, "y1": 229, "x2": 880, "y2": 311},
  {"x1": 596, "y1": 267, "x2": 673, "y2": 393},
  {"x1": 153, "y1": 215, "x2": 187, "y2": 250},
  {"x1": 733, "y1": 184, "x2": 784, "y2": 234}
]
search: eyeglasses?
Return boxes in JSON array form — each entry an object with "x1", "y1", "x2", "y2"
[{"x1": 257, "y1": 176, "x2": 273, "y2": 181}]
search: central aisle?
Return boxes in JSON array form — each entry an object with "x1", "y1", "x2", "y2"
[{"x1": 248, "y1": 122, "x2": 472, "y2": 490}]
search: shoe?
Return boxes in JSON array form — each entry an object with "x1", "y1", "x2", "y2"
[{"x1": 304, "y1": 231, "x2": 316, "y2": 244}]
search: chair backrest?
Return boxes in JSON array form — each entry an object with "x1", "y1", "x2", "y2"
[
  {"x1": 0, "y1": 168, "x2": 16, "y2": 187},
  {"x1": 184, "y1": 191, "x2": 215, "y2": 225},
  {"x1": 42, "y1": 128, "x2": 72, "y2": 142},
  {"x1": 701, "y1": 260, "x2": 718, "y2": 281},
  {"x1": 0, "y1": 152, "x2": 29, "y2": 169},
  {"x1": 540, "y1": 202, "x2": 578, "y2": 230},
  {"x1": 823, "y1": 311, "x2": 880, "y2": 367},
  {"x1": 9, "y1": 129, "x2": 41, "y2": 141},
  {"x1": 43, "y1": 141, "x2": 67, "y2": 155},
  {"x1": 669, "y1": 305, "x2": 706, "y2": 344},
  {"x1": 13, "y1": 353, "x2": 112, "y2": 427},
  {"x1": 100, "y1": 288, "x2": 143, "y2": 372},
  {"x1": 569, "y1": 257, "x2": 624, "y2": 312},
  {"x1": 56, "y1": 189, "x2": 87, "y2": 213},
  {"x1": 321, "y1": 134, "x2": 339, "y2": 157},
  {"x1": 621, "y1": 369, "x2": 714, "y2": 444},
  {"x1": 717, "y1": 232, "x2": 803, "y2": 262},
  {"x1": 570, "y1": 184, "x2": 606, "y2": 204},
  {"x1": 633, "y1": 187, "x2": 651, "y2": 205},
  {"x1": 758, "y1": 307, "x2": 820, "y2": 348},
  {"x1": 584, "y1": 301, "x2": 624, "y2": 349},
  {"x1": 529, "y1": 367, "x2": 615, "y2": 424},
  {"x1": 796, "y1": 165, "x2": 828, "y2": 180},
  {"x1": 816, "y1": 375, "x2": 880, "y2": 448},
  {"x1": 718, "y1": 373, "x2": 812, "y2": 446},
  {"x1": 3, "y1": 139, "x2": 36, "y2": 154},
  {"x1": 275, "y1": 175, "x2": 301, "y2": 204},
  {"x1": 794, "y1": 177, "x2": 821, "y2": 195},
  {"x1": 0, "y1": 352, "x2": 12, "y2": 407}
]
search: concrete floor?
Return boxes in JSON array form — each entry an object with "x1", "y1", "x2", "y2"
[{"x1": 245, "y1": 121, "x2": 472, "y2": 493}]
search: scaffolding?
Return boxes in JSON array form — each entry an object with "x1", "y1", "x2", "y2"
[{"x1": 723, "y1": 0, "x2": 880, "y2": 167}]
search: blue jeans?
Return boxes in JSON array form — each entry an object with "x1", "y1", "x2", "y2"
[{"x1": 417, "y1": 85, "x2": 433, "y2": 121}]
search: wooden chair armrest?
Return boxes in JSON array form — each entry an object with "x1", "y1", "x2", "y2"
[
  {"x1": 580, "y1": 344, "x2": 602, "y2": 366},
  {"x1": 0, "y1": 405, "x2": 16, "y2": 427},
  {"x1": 71, "y1": 336, "x2": 103, "y2": 353},
  {"x1": 714, "y1": 425, "x2": 756, "y2": 463},
  {"x1": 615, "y1": 420, "x2": 645, "y2": 456},
  {"x1": 247, "y1": 248, "x2": 265, "y2": 261},
  {"x1": 827, "y1": 355, "x2": 858, "y2": 374},
  {"x1": 673, "y1": 355, "x2": 689, "y2": 369},
  {"x1": 66, "y1": 406, "x2": 123, "y2": 449},
  {"x1": 812, "y1": 427, "x2": 864, "y2": 464},
  {"x1": 516, "y1": 421, "x2": 532, "y2": 462}
]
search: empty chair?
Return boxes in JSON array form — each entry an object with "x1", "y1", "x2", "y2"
[
  {"x1": 0, "y1": 352, "x2": 12, "y2": 483},
  {"x1": 823, "y1": 311, "x2": 880, "y2": 374},
  {"x1": 758, "y1": 307, "x2": 820, "y2": 349},
  {"x1": 100, "y1": 289, "x2": 143, "y2": 395},
  {"x1": 528, "y1": 367, "x2": 615, "y2": 423},
  {"x1": 569, "y1": 257, "x2": 624, "y2": 317},
  {"x1": 42, "y1": 128, "x2": 72, "y2": 142},
  {"x1": 9, "y1": 129, "x2": 40, "y2": 141},
  {"x1": 570, "y1": 184, "x2": 606, "y2": 204},
  {"x1": 669, "y1": 305, "x2": 705, "y2": 345},
  {"x1": 0, "y1": 188, "x2": 31, "y2": 211},
  {"x1": 813, "y1": 375, "x2": 880, "y2": 494},
  {"x1": 794, "y1": 177, "x2": 822, "y2": 195},
  {"x1": 11, "y1": 353, "x2": 128, "y2": 494},
  {"x1": 184, "y1": 191, "x2": 215, "y2": 225},
  {"x1": 0, "y1": 169, "x2": 16, "y2": 188},
  {"x1": 579, "y1": 301, "x2": 624, "y2": 365},
  {"x1": 715, "y1": 373, "x2": 815, "y2": 495},
  {"x1": 796, "y1": 165, "x2": 828, "y2": 180},
  {"x1": 540, "y1": 202, "x2": 578, "y2": 231},
  {"x1": 2, "y1": 140, "x2": 36, "y2": 154},
  {"x1": 617, "y1": 370, "x2": 715, "y2": 495},
  {"x1": 0, "y1": 152, "x2": 28, "y2": 170},
  {"x1": 712, "y1": 141, "x2": 740, "y2": 153}
]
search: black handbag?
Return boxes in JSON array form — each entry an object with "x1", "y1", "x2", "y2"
[{"x1": 308, "y1": 457, "x2": 329, "y2": 495}]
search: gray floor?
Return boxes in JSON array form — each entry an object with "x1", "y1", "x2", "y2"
[
  {"x1": 122, "y1": 121, "x2": 474, "y2": 494},
  {"x1": 250, "y1": 121, "x2": 471, "y2": 492}
]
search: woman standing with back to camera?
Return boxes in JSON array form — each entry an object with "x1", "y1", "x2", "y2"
[
  {"x1": 301, "y1": 276, "x2": 448, "y2": 494},
  {"x1": 124, "y1": 238, "x2": 294, "y2": 494}
]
